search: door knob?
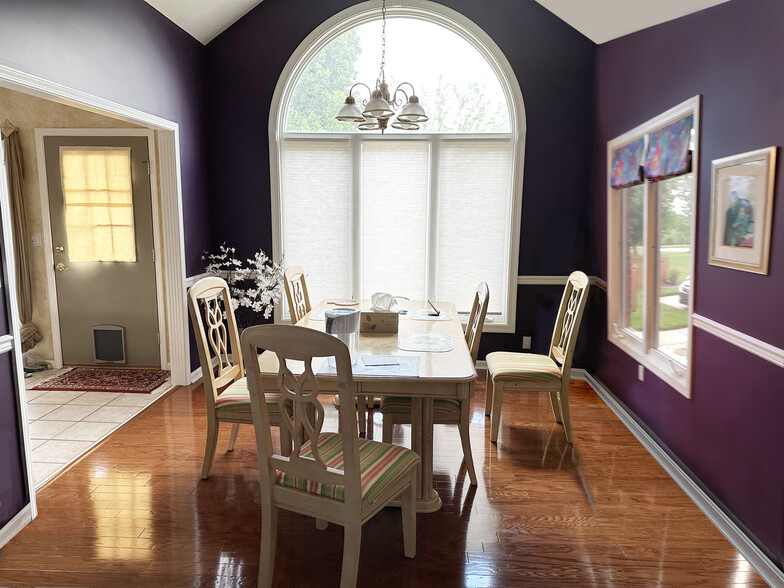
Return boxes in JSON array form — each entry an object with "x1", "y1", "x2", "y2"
[
  {"x1": 55, "y1": 246, "x2": 64, "y2": 254},
  {"x1": 55, "y1": 263, "x2": 70, "y2": 272}
]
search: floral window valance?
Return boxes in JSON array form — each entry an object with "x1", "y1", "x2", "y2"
[
  {"x1": 643, "y1": 114, "x2": 693, "y2": 182},
  {"x1": 610, "y1": 137, "x2": 645, "y2": 189}
]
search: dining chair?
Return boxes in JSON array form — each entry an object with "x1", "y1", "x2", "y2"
[
  {"x1": 241, "y1": 324, "x2": 419, "y2": 588},
  {"x1": 283, "y1": 265, "x2": 311, "y2": 324},
  {"x1": 380, "y1": 282, "x2": 489, "y2": 486},
  {"x1": 485, "y1": 271, "x2": 590, "y2": 444},
  {"x1": 188, "y1": 276, "x2": 290, "y2": 479}
]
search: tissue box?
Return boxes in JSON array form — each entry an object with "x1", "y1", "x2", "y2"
[{"x1": 360, "y1": 311, "x2": 399, "y2": 333}]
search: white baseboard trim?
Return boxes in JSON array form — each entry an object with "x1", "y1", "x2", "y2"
[
  {"x1": 584, "y1": 372, "x2": 784, "y2": 586},
  {"x1": 190, "y1": 365, "x2": 203, "y2": 385},
  {"x1": 0, "y1": 502, "x2": 33, "y2": 550},
  {"x1": 693, "y1": 313, "x2": 784, "y2": 368}
]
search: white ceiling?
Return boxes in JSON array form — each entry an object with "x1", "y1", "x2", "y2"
[
  {"x1": 535, "y1": 0, "x2": 730, "y2": 44},
  {"x1": 145, "y1": 0, "x2": 731, "y2": 46}
]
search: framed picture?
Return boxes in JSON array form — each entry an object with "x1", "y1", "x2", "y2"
[{"x1": 708, "y1": 146, "x2": 777, "y2": 274}]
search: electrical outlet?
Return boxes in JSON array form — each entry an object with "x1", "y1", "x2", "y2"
[
  {"x1": 522, "y1": 336, "x2": 532, "y2": 350},
  {"x1": 638, "y1": 365, "x2": 645, "y2": 381}
]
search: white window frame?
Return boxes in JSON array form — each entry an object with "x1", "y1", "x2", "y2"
[
  {"x1": 607, "y1": 95, "x2": 700, "y2": 398},
  {"x1": 268, "y1": 0, "x2": 525, "y2": 332}
]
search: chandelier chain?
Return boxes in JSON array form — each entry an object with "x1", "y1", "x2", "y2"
[{"x1": 379, "y1": 0, "x2": 387, "y2": 85}]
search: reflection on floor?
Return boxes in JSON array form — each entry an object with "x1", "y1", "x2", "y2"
[
  {"x1": 2, "y1": 372, "x2": 766, "y2": 586},
  {"x1": 24, "y1": 368, "x2": 171, "y2": 487}
]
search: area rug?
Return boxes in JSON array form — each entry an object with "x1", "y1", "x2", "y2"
[{"x1": 32, "y1": 367, "x2": 170, "y2": 394}]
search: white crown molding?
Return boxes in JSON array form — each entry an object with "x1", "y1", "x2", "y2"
[{"x1": 692, "y1": 314, "x2": 784, "y2": 368}]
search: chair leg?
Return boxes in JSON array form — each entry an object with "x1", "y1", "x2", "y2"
[
  {"x1": 280, "y1": 427, "x2": 292, "y2": 457},
  {"x1": 357, "y1": 394, "x2": 367, "y2": 436},
  {"x1": 559, "y1": 386, "x2": 573, "y2": 444},
  {"x1": 316, "y1": 518, "x2": 328, "y2": 530},
  {"x1": 484, "y1": 371, "x2": 493, "y2": 416},
  {"x1": 490, "y1": 382, "x2": 504, "y2": 444},
  {"x1": 548, "y1": 390, "x2": 563, "y2": 424},
  {"x1": 201, "y1": 417, "x2": 220, "y2": 479},
  {"x1": 340, "y1": 522, "x2": 362, "y2": 588},
  {"x1": 459, "y1": 400, "x2": 477, "y2": 485},
  {"x1": 258, "y1": 502, "x2": 278, "y2": 588},
  {"x1": 382, "y1": 414, "x2": 394, "y2": 444},
  {"x1": 401, "y1": 472, "x2": 417, "y2": 558},
  {"x1": 227, "y1": 423, "x2": 240, "y2": 451}
]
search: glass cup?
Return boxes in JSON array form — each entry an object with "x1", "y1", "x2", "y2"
[{"x1": 325, "y1": 308, "x2": 360, "y2": 366}]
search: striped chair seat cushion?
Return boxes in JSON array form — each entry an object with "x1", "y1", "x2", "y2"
[
  {"x1": 276, "y1": 432, "x2": 420, "y2": 505},
  {"x1": 486, "y1": 352, "x2": 562, "y2": 383},
  {"x1": 214, "y1": 379, "x2": 285, "y2": 414},
  {"x1": 378, "y1": 396, "x2": 461, "y2": 419}
]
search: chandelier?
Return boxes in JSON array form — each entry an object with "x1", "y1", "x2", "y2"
[{"x1": 335, "y1": 0, "x2": 428, "y2": 132}]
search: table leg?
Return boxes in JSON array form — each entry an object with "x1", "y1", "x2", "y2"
[{"x1": 409, "y1": 396, "x2": 441, "y2": 513}]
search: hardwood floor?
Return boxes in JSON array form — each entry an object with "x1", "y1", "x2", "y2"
[{"x1": 0, "y1": 373, "x2": 766, "y2": 586}]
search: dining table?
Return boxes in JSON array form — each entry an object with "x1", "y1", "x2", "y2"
[{"x1": 257, "y1": 298, "x2": 477, "y2": 513}]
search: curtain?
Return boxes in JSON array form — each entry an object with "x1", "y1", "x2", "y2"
[
  {"x1": 643, "y1": 114, "x2": 693, "y2": 181},
  {"x1": 610, "y1": 137, "x2": 645, "y2": 189},
  {"x1": 1, "y1": 120, "x2": 41, "y2": 351}
]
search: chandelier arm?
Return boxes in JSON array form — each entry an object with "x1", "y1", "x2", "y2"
[
  {"x1": 390, "y1": 85, "x2": 409, "y2": 108},
  {"x1": 349, "y1": 82, "x2": 373, "y2": 106}
]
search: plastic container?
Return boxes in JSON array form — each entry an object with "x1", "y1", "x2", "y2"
[{"x1": 325, "y1": 308, "x2": 360, "y2": 366}]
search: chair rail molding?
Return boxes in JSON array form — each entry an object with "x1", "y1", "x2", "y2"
[
  {"x1": 692, "y1": 313, "x2": 784, "y2": 368},
  {"x1": 517, "y1": 275, "x2": 607, "y2": 290},
  {"x1": 0, "y1": 334, "x2": 13, "y2": 354}
]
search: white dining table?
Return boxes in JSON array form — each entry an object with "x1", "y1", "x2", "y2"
[{"x1": 257, "y1": 298, "x2": 476, "y2": 513}]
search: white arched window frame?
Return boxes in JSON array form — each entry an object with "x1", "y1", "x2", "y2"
[{"x1": 269, "y1": 0, "x2": 526, "y2": 332}]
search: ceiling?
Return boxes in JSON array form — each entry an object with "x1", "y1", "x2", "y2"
[{"x1": 145, "y1": 0, "x2": 730, "y2": 45}]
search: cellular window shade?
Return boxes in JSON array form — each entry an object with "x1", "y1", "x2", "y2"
[
  {"x1": 280, "y1": 140, "x2": 352, "y2": 306},
  {"x1": 643, "y1": 114, "x2": 693, "y2": 182},
  {"x1": 610, "y1": 137, "x2": 645, "y2": 189},
  {"x1": 437, "y1": 140, "x2": 512, "y2": 314},
  {"x1": 60, "y1": 147, "x2": 136, "y2": 262},
  {"x1": 360, "y1": 142, "x2": 429, "y2": 299}
]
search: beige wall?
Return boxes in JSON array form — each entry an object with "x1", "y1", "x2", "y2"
[{"x1": 0, "y1": 86, "x2": 141, "y2": 360}]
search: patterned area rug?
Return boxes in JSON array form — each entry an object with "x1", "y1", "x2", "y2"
[{"x1": 32, "y1": 367, "x2": 170, "y2": 394}]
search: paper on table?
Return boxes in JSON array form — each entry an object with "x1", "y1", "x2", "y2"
[{"x1": 317, "y1": 355, "x2": 419, "y2": 377}]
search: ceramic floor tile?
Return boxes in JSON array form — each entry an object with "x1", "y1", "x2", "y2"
[
  {"x1": 67, "y1": 391, "x2": 123, "y2": 406},
  {"x1": 31, "y1": 439, "x2": 92, "y2": 464},
  {"x1": 54, "y1": 421, "x2": 120, "y2": 442},
  {"x1": 38, "y1": 404, "x2": 102, "y2": 422},
  {"x1": 26, "y1": 404, "x2": 61, "y2": 420},
  {"x1": 29, "y1": 420, "x2": 77, "y2": 440},
  {"x1": 29, "y1": 390, "x2": 86, "y2": 405},
  {"x1": 33, "y1": 461, "x2": 65, "y2": 486},
  {"x1": 24, "y1": 389, "x2": 50, "y2": 401},
  {"x1": 82, "y1": 405, "x2": 142, "y2": 423},
  {"x1": 106, "y1": 393, "x2": 158, "y2": 407},
  {"x1": 29, "y1": 438, "x2": 47, "y2": 451}
]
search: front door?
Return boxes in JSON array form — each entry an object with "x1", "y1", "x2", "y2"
[{"x1": 44, "y1": 136, "x2": 159, "y2": 366}]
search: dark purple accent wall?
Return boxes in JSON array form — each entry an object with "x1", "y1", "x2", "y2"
[
  {"x1": 592, "y1": 0, "x2": 784, "y2": 567},
  {"x1": 0, "y1": 0, "x2": 211, "y2": 532},
  {"x1": 0, "y1": 254, "x2": 8, "y2": 337},
  {"x1": 204, "y1": 0, "x2": 596, "y2": 355},
  {"x1": 0, "y1": 351, "x2": 26, "y2": 528}
]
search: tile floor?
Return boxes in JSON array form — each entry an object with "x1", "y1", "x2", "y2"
[{"x1": 23, "y1": 368, "x2": 172, "y2": 487}]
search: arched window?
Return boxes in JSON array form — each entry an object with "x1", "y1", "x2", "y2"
[{"x1": 270, "y1": 1, "x2": 525, "y2": 331}]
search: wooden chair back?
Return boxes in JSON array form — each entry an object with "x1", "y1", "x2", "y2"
[
  {"x1": 283, "y1": 265, "x2": 311, "y2": 324},
  {"x1": 188, "y1": 276, "x2": 244, "y2": 410},
  {"x1": 548, "y1": 271, "x2": 590, "y2": 376},
  {"x1": 241, "y1": 324, "x2": 362, "y2": 505},
  {"x1": 464, "y1": 282, "x2": 490, "y2": 364}
]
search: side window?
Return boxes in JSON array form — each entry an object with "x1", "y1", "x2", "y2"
[{"x1": 607, "y1": 97, "x2": 699, "y2": 397}]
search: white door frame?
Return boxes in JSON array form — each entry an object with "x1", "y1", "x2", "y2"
[
  {"x1": 0, "y1": 63, "x2": 190, "y2": 386},
  {"x1": 35, "y1": 129, "x2": 168, "y2": 370}
]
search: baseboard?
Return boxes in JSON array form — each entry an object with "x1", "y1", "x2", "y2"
[
  {"x1": 583, "y1": 372, "x2": 784, "y2": 586},
  {"x1": 190, "y1": 365, "x2": 203, "y2": 385},
  {"x1": 0, "y1": 502, "x2": 33, "y2": 550}
]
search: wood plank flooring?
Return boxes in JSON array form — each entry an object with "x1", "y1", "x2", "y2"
[{"x1": 0, "y1": 373, "x2": 766, "y2": 586}]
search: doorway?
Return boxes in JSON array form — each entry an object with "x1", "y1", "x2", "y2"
[{"x1": 42, "y1": 135, "x2": 160, "y2": 367}]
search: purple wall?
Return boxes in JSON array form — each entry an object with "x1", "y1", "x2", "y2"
[
  {"x1": 592, "y1": 0, "x2": 784, "y2": 567},
  {"x1": 0, "y1": 0, "x2": 211, "y2": 531},
  {"x1": 204, "y1": 0, "x2": 596, "y2": 352},
  {"x1": 0, "y1": 351, "x2": 25, "y2": 529}
]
